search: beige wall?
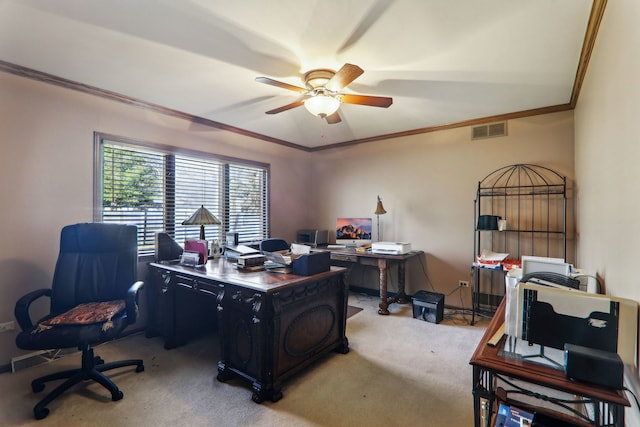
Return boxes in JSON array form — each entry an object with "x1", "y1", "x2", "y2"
[
  {"x1": 573, "y1": 1, "x2": 640, "y2": 420},
  {"x1": 574, "y1": 0, "x2": 640, "y2": 303},
  {"x1": 0, "y1": 72, "x2": 311, "y2": 363},
  {"x1": 311, "y1": 112, "x2": 575, "y2": 300}
]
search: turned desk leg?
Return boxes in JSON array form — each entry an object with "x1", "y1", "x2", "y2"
[
  {"x1": 396, "y1": 261, "x2": 410, "y2": 303},
  {"x1": 378, "y1": 259, "x2": 390, "y2": 315},
  {"x1": 378, "y1": 259, "x2": 411, "y2": 315}
]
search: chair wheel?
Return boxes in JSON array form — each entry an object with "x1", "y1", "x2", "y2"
[
  {"x1": 94, "y1": 356, "x2": 105, "y2": 365},
  {"x1": 34, "y1": 406, "x2": 49, "y2": 420},
  {"x1": 112, "y1": 390, "x2": 124, "y2": 401},
  {"x1": 136, "y1": 364, "x2": 145, "y2": 373},
  {"x1": 32, "y1": 382, "x2": 45, "y2": 393}
]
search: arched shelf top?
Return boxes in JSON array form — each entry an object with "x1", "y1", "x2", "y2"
[{"x1": 477, "y1": 164, "x2": 566, "y2": 197}]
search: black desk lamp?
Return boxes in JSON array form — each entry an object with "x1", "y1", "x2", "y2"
[
  {"x1": 182, "y1": 205, "x2": 221, "y2": 240},
  {"x1": 374, "y1": 195, "x2": 387, "y2": 241}
]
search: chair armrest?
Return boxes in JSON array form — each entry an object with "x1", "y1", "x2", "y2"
[
  {"x1": 14, "y1": 288, "x2": 52, "y2": 331},
  {"x1": 126, "y1": 281, "x2": 144, "y2": 324}
]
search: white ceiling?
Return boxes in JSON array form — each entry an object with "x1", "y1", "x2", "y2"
[{"x1": 0, "y1": 0, "x2": 597, "y2": 150}]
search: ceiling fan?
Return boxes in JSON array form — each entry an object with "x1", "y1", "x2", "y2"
[{"x1": 255, "y1": 63, "x2": 392, "y2": 124}]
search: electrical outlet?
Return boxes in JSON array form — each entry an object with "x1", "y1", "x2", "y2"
[
  {"x1": 0, "y1": 321, "x2": 16, "y2": 333},
  {"x1": 458, "y1": 280, "x2": 470, "y2": 288}
]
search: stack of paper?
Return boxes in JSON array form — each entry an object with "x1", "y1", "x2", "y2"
[
  {"x1": 264, "y1": 244, "x2": 310, "y2": 272},
  {"x1": 475, "y1": 249, "x2": 509, "y2": 269}
]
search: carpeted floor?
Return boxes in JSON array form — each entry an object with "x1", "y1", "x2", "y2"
[{"x1": 0, "y1": 292, "x2": 488, "y2": 427}]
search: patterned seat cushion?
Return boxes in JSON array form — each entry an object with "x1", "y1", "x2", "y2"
[{"x1": 35, "y1": 300, "x2": 126, "y2": 332}]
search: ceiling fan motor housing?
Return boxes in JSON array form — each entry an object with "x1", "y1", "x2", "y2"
[{"x1": 303, "y1": 69, "x2": 336, "y2": 90}]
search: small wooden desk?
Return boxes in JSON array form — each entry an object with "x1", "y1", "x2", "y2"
[
  {"x1": 469, "y1": 298, "x2": 629, "y2": 427},
  {"x1": 147, "y1": 259, "x2": 349, "y2": 403},
  {"x1": 315, "y1": 248, "x2": 423, "y2": 315}
]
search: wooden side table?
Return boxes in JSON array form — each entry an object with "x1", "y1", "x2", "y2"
[
  {"x1": 469, "y1": 298, "x2": 629, "y2": 427},
  {"x1": 318, "y1": 248, "x2": 423, "y2": 314}
]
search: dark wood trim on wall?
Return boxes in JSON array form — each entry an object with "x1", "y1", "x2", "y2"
[
  {"x1": 0, "y1": 60, "x2": 307, "y2": 152},
  {"x1": 0, "y1": 1, "x2": 603, "y2": 153},
  {"x1": 571, "y1": 0, "x2": 607, "y2": 108},
  {"x1": 307, "y1": 104, "x2": 573, "y2": 152}
]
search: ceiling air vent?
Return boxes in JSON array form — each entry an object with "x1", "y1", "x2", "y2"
[{"x1": 471, "y1": 121, "x2": 507, "y2": 140}]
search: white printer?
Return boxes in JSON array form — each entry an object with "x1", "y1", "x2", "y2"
[{"x1": 371, "y1": 242, "x2": 412, "y2": 255}]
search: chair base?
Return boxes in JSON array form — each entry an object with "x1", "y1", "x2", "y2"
[{"x1": 31, "y1": 344, "x2": 144, "y2": 420}]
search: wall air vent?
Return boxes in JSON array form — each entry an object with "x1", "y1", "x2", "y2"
[
  {"x1": 471, "y1": 121, "x2": 507, "y2": 140},
  {"x1": 10, "y1": 349, "x2": 71, "y2": 372}
]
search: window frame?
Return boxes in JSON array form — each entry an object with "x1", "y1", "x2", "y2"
[{"x1": 93, "y1": 132, "x2": 270, "y2": 258}]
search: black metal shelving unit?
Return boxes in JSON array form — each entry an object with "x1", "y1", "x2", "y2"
[{"x1": 471, "y1": 164, "x2": 567, "y2": 324}]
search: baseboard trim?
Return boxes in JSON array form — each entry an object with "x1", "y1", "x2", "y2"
[
  {"x1": 477, "y1": 292, "x2": 503, "y2": 308},
  {"x1": 349, "y1": 285, "x2": 397, "y2": 298},
  {"x1": 349, "y1": 286, "x2": 471, "y2": 310},
  {"x1": 0, "y1": 327, "x2": 147, "y2": 376}
]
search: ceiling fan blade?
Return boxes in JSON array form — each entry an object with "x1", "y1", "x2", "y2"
[
  {"x1": 325, "y1": 63, "x2": 364, "y2": 92},
  {"x1": 340, "y1": 94, "x2": 393, "y2": 108},
  {"x1": 255, "y1": 77, "x2": 308, "y2": 93},
  {"x1": 265, "y1": 99, "x2": 305, "y2": 114},
  {"x1": 337, "y1": 0, "x2": 393, "y2": 54},
  {"x1": 325, "y1": 111, "x2": 342, "y2": 124}
]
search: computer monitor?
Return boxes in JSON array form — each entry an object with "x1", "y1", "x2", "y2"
[{"x1": 336, "y1": 217, "x2": 372, "y2": 247}]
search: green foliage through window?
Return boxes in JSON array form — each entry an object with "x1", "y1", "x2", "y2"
[{"x1": 103, "y1": 146, "x2": 160, "y2": 208}]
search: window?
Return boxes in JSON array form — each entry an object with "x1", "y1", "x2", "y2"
[{"x1": 94, "y1": 133, "x2": 269, "y2": 256}]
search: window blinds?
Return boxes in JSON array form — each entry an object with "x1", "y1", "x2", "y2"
[{"x1": 96, "y1": 135, "x2": 269, "y2": 256}]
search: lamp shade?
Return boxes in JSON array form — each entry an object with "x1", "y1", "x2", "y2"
[
  {"x1": 182, "y1": 205, "x2": 221, "y2": 240},
  {"x1": 374, "y1": 196, "x2": 387, "y2": 215},
  {"x1": 304, "y1": 95, "x2": 340, "y2": 117}
]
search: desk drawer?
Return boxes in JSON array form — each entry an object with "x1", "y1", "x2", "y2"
[
  {"x1": 330, "y1": 253, "x2": 358, "y2": 263},
  {"x1": 175, "y1": 274, "x2": 222, "y2": 297}
]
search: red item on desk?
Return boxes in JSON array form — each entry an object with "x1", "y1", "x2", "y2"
[
  {"x1": 184, "y1": 239, "x2": 208, "y2": 264},
  {"x1": 501, "y1": 259, "x2": 521, "y2": 271}
]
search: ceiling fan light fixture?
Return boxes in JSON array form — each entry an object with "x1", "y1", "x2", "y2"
[
  {"x1": 257, "y1": 63, "x2": 389, "y2": 122},
  {"x1": 304, "y1": 94, "x2": 340, "y2": 117}
]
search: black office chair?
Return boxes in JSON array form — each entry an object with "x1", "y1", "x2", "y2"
[
  {"x1": 14, "y1": 223, "x2": 145, "y2": 420},
  {"x1": 259, "y1": 238, "x2": 289, "y2": 253}
]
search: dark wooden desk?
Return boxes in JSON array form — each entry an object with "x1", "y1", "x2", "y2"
[
  {"x1": 469, "y1": 298, "x2": 629, "y2": 427},
  {"x1": 147, "y1": 258, "x2": 349, "y2": 403},
  {"x1": 315, "y1": 248, "x2": 423, "y2": 315}
]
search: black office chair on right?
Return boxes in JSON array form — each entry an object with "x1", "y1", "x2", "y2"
[{"x1": 259, "y1": 238, "x2": 289, "y2": 253}]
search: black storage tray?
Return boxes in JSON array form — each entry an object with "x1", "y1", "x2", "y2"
[{"x1": 292, "y1": 251, "x2": 330, "y2": 276}]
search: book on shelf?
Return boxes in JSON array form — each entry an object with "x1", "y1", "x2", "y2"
[
  {"x1": 236, "y1": 264, "x2": 265, "y2": 272},
  {"x1": 476, "y1": 249, "x2": 509, "y2": 270},
  {"x1": 494, "y1": 403, "x2": 533, "y2": 427},
  {"x1": 494, "y1": 403, "x2": 509, "y2": 427},
  {"x1": 474, "y1": 261, "x2": 503, "y2": 270}
]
